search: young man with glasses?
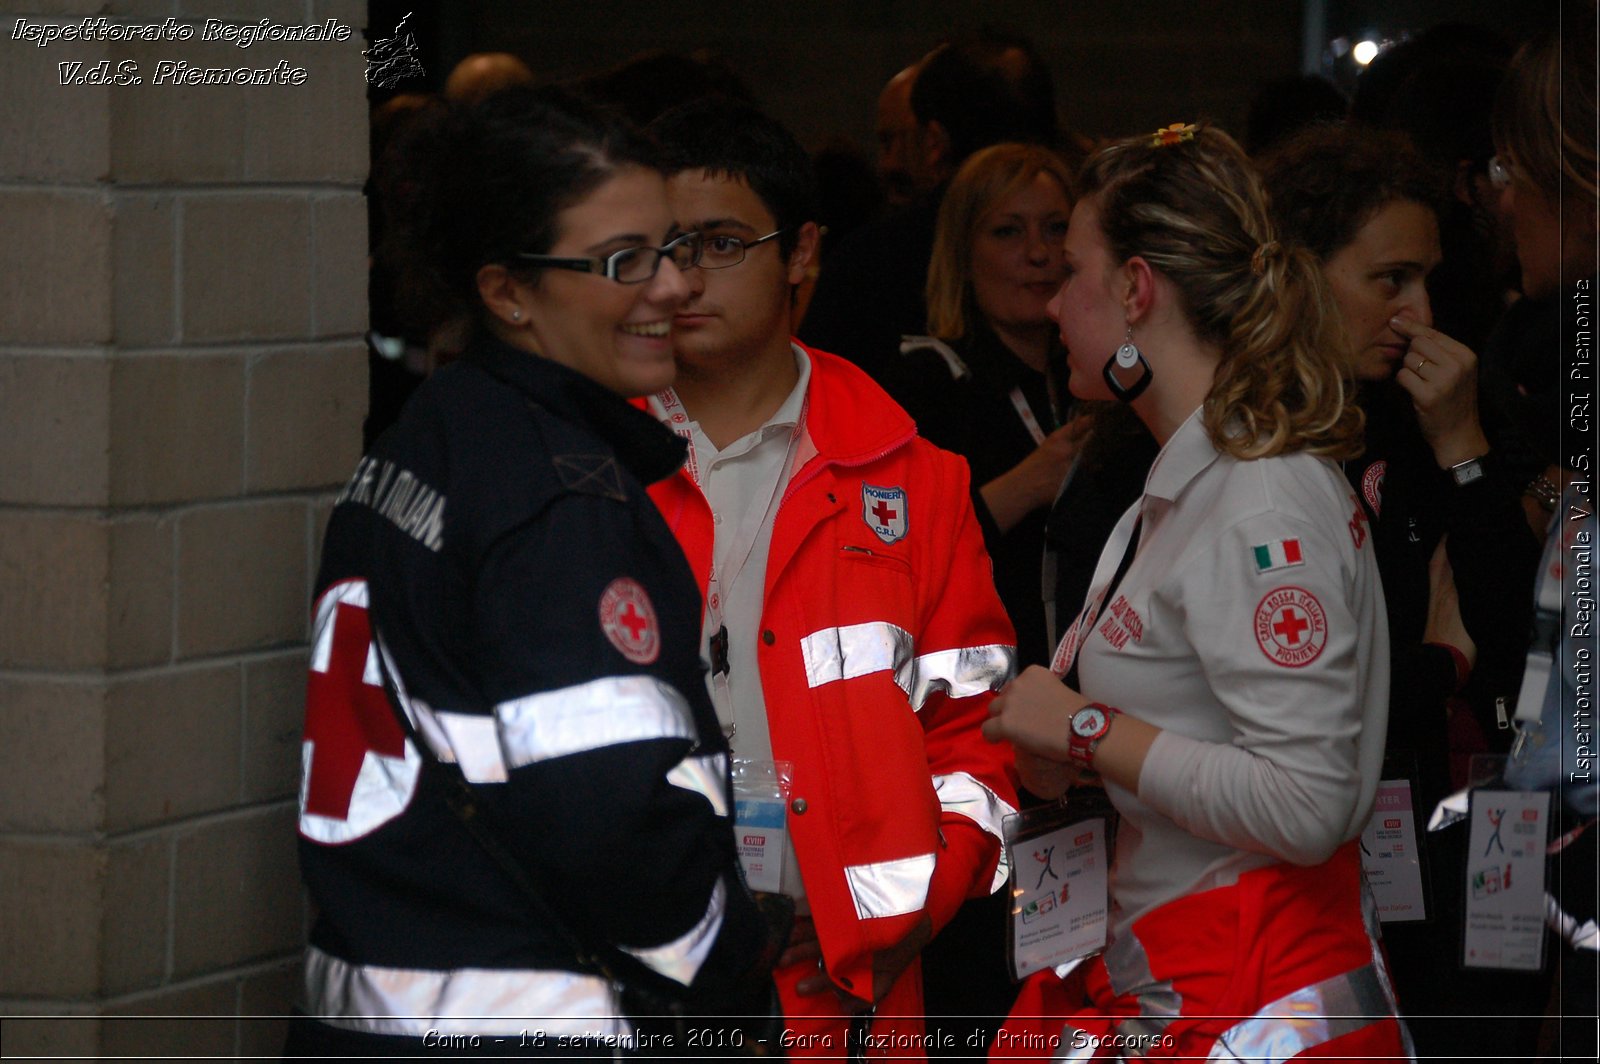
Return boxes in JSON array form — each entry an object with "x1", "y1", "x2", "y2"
[{"x1": 643, "y1": 99, "x2": 1019, "y2": 1056}]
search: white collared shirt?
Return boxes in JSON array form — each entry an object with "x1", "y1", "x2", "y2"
[
  {"x1": 1067, "y1": 409, "x2": 1390, "y2": 940},
  {"x1": 651, "y1": 348, "x2": 812, "y2": 901}
]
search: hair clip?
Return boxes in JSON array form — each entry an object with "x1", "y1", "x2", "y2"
[{"x1": 1151, "y1": 122, "x2": 1197, "y2": 147}]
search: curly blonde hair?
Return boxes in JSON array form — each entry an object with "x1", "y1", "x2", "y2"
[
  {"x1": 1078, "y1": 124, "x2": 1361, "y2": 460},
  {"x1": 926, "y1": 142, "x2": 1077, "y2": 340}
]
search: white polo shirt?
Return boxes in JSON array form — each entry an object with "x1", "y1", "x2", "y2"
[
  {"x1": 650, "y1": 349, "x2": 813, "y2": 898},
  {"x1": 1061, "y1": 408, "x2": 1390, "y2": 940}
]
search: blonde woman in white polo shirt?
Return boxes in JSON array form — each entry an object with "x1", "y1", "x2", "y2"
[{"x1": 981, "y1": 124, "x2": 1412, "y2": 1061}]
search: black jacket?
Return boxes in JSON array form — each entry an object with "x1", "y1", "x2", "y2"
[
  {"x1": 297, "y1": 333, "x2": 766, "y2": 1039},
  {"x1": 1345, "y1": 381, "x2": 1541, "y2": 804}
]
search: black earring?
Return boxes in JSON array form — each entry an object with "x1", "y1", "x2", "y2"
[{"x1": 1102, "y1": 324, "x2": 1152, "y2": 402}]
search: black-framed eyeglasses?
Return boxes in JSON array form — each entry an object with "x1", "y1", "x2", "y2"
[
  {"x1": 696, "y1": 229, "x2": 789, "y2": 270},
  {"x1": 515, "y1": 231, "x2": 702, "y2": 284}
]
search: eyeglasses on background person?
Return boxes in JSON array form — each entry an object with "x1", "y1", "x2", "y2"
[{"x1": 696, "y1": 228, "x2": 790, "y2": 269}]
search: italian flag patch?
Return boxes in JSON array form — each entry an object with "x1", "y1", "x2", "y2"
[{"x1": 1252, "y1": 538, "x2": 1304, "y2": 573}]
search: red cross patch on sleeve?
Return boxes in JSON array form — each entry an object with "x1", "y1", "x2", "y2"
[
  {"x1": 300, "y1": 580, "x2": 421, "y2": 845},
  {"x1": 1253, "y1": 586, "x2": 1328, "y2": 668},
  {"x1": 599, "y1": 577, "x2": 661, "y2": 664}
]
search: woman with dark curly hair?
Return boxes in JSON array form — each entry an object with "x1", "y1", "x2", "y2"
[
  {"x1": 286, "y1": 87, "x2": 780, "y2": 1057},
  {"x1": 1262, "y1": 120, "x2": 1546, "y2": 1061}
]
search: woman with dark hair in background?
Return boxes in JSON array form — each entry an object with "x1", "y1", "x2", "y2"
[
  {"x1": 286, "y1": 87, "x2": 778, "y2": 1056},
  {"x1": 983, "y1": 124, "x2": 1407, "y2": 1059},
  {"x1": 1262, "y1": 120, "x2": 1545, "y2": 1061}
]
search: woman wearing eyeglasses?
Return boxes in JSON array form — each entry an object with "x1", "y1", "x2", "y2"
[{"x1": 287, "y1": 86, "x2": 780, "y2": 1056}]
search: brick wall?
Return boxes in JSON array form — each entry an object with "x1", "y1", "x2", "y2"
[{"x1": 0, "y1": 1, "x2": 366, "y2": 1055}]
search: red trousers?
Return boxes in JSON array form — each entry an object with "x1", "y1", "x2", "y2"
[{"x1": 991, "y1": 843, "x2": 1412, "y2": 1061}]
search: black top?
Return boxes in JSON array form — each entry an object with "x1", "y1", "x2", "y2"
[
  {"x1": 883, "y1": 324, "x2": 1064, "y2": 667},
  {"x1": 1344, "y1": 380, "x2": 1542, "y2": 805},
  {"x1": 1044, "y1": 404, "x2": 1160, "y2": 662},
  {"x1": 302, "y1": 331, "x2": 766, "y2": 1021},
  {"x1": 799, "y1": 196, "x2": 941, "y2": 382},
  {"x1": 1480, "y1": 279, "x2": 1594, "y2": 475}
]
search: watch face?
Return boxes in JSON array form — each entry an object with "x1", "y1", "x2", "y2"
[
  {"x1": 1071, "y1": 705, "x2": 1108, "y2": 738},
  {"x1": 1452, "y1": 460, "x2": 1484, "y2": 486}
]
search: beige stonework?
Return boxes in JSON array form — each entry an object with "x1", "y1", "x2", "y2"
[
  {"x1": 100, "y1": 979, "x2": 240, "y2": 1060},
  {"x1": 0, "y1": 353, "x2": 112, "y2": 506},
  {"x1": 0, "y1": 510, "x2": 111, "y2": 669},
  {"x1": 242, "y1": 649, "x2": 310, "y2": 803},
  {"x1": 103, "y1": 663, "x2": 243, "y2": 832},
  {"x1": 110, "y1": 353, "x2": 247, "y2": 504},
  {"x1": 101, "y1": 834, "x2": 172, "y2": 995},
  {"x1": 0, "y1": 678, "x2": 107, "y2": 833},
  {"x1": 171, "y1": 806, "x2": 304, "y2": 978},
  {"x1": 245, "y1": 342, "x2": 365, "y2": 493},
  {"x1": 0, "y1": 840, "x2": 106, "y2": 997},
  {"x1": 176, "y1": 500, "x2": 311, "y2": 656},
  {"x1": 1, "y1": 3, "x2": 367, "y2": 1049},
  {"x1": 0, "y1": 189, "x2": 113, "y2": 345}
]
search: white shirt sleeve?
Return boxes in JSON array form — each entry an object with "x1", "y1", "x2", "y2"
[{"x1": 1134, "y1": 510, "x2": 1370, "y2": 866}]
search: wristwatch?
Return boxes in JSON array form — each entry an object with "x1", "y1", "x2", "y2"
[
  {"x1": 1448, "y1": 454, "x2": 1488, "y2": 487},
  {"x1": 1066, "y1": 703, "x2": 1117, "y2": 770}
]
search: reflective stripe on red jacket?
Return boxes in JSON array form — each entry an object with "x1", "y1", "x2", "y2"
[{"x1": 645, "y1": 343, "x2": 1020, "y2": 1003}]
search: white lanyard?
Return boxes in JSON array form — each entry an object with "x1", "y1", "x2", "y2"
[
  {"x1": 657, "y1": 388, "x2": 808, "y2": 736},
  {"x1": 1008, "y1": 385, "x2": 1048, "y2": 446},
  {"x1": 1050, "y1": 502, "x2": 1143, "y2": 679}
]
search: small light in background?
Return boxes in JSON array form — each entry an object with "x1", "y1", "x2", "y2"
[{"x1": 1352, "y1": 39, "x2": 1381, "y2": 66}]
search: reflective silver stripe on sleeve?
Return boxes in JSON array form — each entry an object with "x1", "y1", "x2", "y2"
[
  {"x1": 666, "y1": 752, "x2": 730, "y2": 818},
  {"x1": 843, "y1": 852, "x2": 936, "y2": 920},
  {"x1": 303, "y1": 945, "x2": 624, "y2": 1038},
  {"x1": 1048, "y1": 1024, "x2": 1103, "y2": 1063},
  {"x1": 376, "y1": 633, "x2": 506, "y2": 784},
  {"x1": 800, "y1": 623, "x2": 1013, "y2": 709},
  {"x1": 496, "y1": 676, "x2": 696, "y2": 769},
  {"x1": 621, "y1": 879, "x2": 726, "y2": 986},
  {"x1": 801, "y1": 622, "x2": 915, "y2": 689},
  {"x1": 907, "y1": 644, "x2": 1016, "y2": 709},
  {"x1": 1205, "y1": 963, "x2": 1393, "y2": 1063},
  {"x1": 932, "y1": 772, "x2": 1017, "y2": 893},
  {"x1": 436, "y1": 711, "x2": 506, "y2": 783},
  {"x1": 1102, "y1": 930, "x2": 1185, "y2": 1050}
]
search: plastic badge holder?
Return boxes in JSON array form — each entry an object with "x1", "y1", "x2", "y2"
[
  {"x1": 1359, "y1": 754, "x2": 1430, "y2": 923},
  {"x1": 1457, "y1": 755, "x2": 1551, "y2": 972},
  {"x1": 731, "y1": 758, "x2": 794, "y2": 894},
  {"x1": 1003, "y1": 791, "x2": 1117, "y2": 982}
]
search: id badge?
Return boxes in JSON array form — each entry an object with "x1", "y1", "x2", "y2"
[
  {"x1": 1359, "y1": 777, "x2": 1428, "y2": 922},
  {"x1": 1003, "y1": 792, "x2": 1115, "y2": 981},
  {"x1": 731, "y1": 759, "x2": 793, "y2": 894},
  {"x1": 1462, "y1": 787, "x2": 1550, "y2": 971}
]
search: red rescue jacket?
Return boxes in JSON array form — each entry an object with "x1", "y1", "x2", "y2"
[{"x1": 644, "y1": 343, "x2": 1019, "y2": 1002}]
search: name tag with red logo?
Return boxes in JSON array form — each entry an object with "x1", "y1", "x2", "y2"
[
  {"x1": 1463, "y1": 788, "x2": 1550, "y2": 971},
  {"x1": 1003, "y1": 793, "x2": 1115, "y2": 980},
  {"x1": 1359, "y1": 778, "x2": 1426, "y2": 922},
  {"x1": 732, "y1": 759, "x2": 794, "y2": 895}
]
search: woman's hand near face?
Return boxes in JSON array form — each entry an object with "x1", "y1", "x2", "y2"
[
  {"x1": 980, "y1": 414, "x2": 1093, "y2": 534},
  {"x1": 1389, "y1": 317, "x2": 1492, "y2": 469}
]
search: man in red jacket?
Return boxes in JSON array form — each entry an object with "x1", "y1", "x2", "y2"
[{"x1": 644, "y1": 99, "x2": 1019, "y2": 1056}]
